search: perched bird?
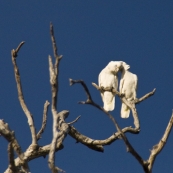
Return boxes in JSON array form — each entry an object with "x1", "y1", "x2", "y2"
[
  {"x1": 119, "y1": 62, "x2": 138, "y2": 118},
  {"x1": 99, "y1": 61, "x2": 123, "y2": 111}
]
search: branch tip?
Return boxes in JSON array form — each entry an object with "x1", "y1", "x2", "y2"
[
  {"x1": 59, "y1": 55, "x2": 63, "y2": 60},
  {"x1": 68, "y1": 115, "x2": 81, "y2": 125},
  {"x1": 78, "y1": 101, "x2": 85, "y2": 104},
  {"x1": 16, "y1": 41, "x2": 25, "y2": 53},
  {"x1": 92, "y1": 82, "x2": 100, "y2": 90},
  {"x1": 69, "y1": 78, "x2": 74, "y2": 86}
]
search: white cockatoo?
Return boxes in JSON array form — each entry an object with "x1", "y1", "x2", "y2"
[
  {"x1": 119, "y1": 62, "x2": 138, "y2": 118},
  {"x1": 99, "y1": 61, "x2": 123, "y2": 111}
]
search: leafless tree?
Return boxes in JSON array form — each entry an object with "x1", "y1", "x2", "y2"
[{"x1": 1, "y1": 23, "x2": 173, "y2": 173}]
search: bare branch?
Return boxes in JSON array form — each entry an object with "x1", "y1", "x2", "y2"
[
  {"x1": 68, "y1": 125, "x2": 139, "y2": 151},
  {"x1": 70, "y1": 78, "x2": 93, "y2": 102},
  {"x1": 8, "y1": 142, "x2": 15, "y2": 166},
  {"x1": 11, "y1": 42, "x2": 37, "y2": 146},
  {"x1": 48, "y1": 111, "x2": 69, "y2": 173},
  {"x1": 49, "y1": 55, "x2": 57, "y2": 111},
  {"x1": 49, "y1": 31, "x2": 61, "y2": 109},
  {"x1": 147, "y1": 112, "x2": 173, "y2": 172},
  {"x1": 0, "y1": 119, "x2": 30, "y2": 172},
  {"x1": 10, "y1": 143, "x2": 63, "y2": 168},
  {"x1": 37, "y1": 100, "x2": 50, "y2": 140},
  {"x1": 48, "y1": 53, "x2": 61, "y2": 172},
  {"x1": 68, "y1": 115, "x2": 81, "y2": 125},
  {"x1": 15, "y1": 41, "x2": 25, "y2": 55},
  {"x1": 117, "y1": 132, "x2": 149, "y2": 173},
  {"x1": 91, "y1": 82, "x2": 101, "y2": 90},
  {"x1": 135, "y1": 88, "x2": 156, "y2": 104},
  {"x1": 50, "y1": 22, "x2": 62, "y2": 62},
  {"x1": 50, "y1": 22, "x2": 58, "y2": 58},
  {"x1": 49, "y1": 23, "x2": 67, "y2": 173},
  {"x1": 7, "y1": 142, "x2": 17, "y2": 173},
  {"x1": 120, "y1": 95, "x2": 140, "y2": 130},
  {"x1": 50, "y1": 22, "x2": 62, "y2": 69}
]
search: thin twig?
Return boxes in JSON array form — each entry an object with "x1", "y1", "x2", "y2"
[
  {"x1": 70, "y1": 79, "x2": 93, "y2": 102},
  {"x1": 11, "y1": 42, "x2": 37, "y2": 146},
  {"x1": 135, "y1": 88, "x2": 156, "y2": 104},
  {"x1": 16, "y1": 41, "x2": 25, "y2": 53},
  {"x1": 117, "y1": 132, "x2": 149, "y2": 172},
  {"x1": 50, "y1": 22, "x2": 62, "y2": 70},
  {"x1": 68, "y1": 115, "x2": 81, "y2": 125},
  {"x1": 37, "y1": 101, "x2": 50, "y2": 140}
]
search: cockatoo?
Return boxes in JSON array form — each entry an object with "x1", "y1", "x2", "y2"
[
  {"x1": 119, "y1": 62, "x2": 138, "y2": 118},
  {"x1": 99, "y1": 61, "x2": 123, "y2": 111}
]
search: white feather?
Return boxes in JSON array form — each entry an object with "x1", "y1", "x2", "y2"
[
  {"x1": 99, "y1": 61, "x2": 122, "y2": 111},
  {"x1": 119, "y1": 62, "x2": 138, "y2": 118}
]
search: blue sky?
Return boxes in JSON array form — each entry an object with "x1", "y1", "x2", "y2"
[{"x1": 0, "y1": 1, "x2": 173, "y2": 173}]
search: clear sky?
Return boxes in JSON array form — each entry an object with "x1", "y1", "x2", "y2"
[{"x1": 0, "y1": 1, "x2": 173, "y2": 173}]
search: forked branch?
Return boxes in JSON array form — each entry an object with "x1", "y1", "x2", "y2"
[
  {"x1": 48, "y1": 111, "x2": 69, "y2": 173},
  {"x1": 0, "y1": 120, "x2": 30, "y2": 173},
  {"x1": 69, "y1": 79, "x2": 121, "y2": 132},
  {"x1": 70, "y1": 79, "x2": 158, "y2": 173},
  {"x1": 48, "y1": 23, "x2": 67, "y2": 173}
]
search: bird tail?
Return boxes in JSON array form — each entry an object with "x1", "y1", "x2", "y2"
[
  {"x1": 103, "y1": 91, "x2": 115, "y2": 111},
  {"x1": 121, "y1": 103, "x2": 130, "y2": 118}
]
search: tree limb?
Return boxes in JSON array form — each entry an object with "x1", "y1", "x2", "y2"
[
  {"x1": 0, "y1": 119, "x2": 30, "y2": 172},
  {"x1": 135, "y1": 88, "x2": 156, "y2": 104},
  {"x1": 67, "y1": 115, "x2": 81, "y2": 125},
  {"x1": 48, "y1": 23, "x2": 67, "y2": 173},
  {"x1": 68, "y1": 125, "x2": 140, "y2": 152},
  {"x1": 11, "y1": 42, "x2": 37, "y2": 146},
  {"x1": 37, "y1": 100, "x2": 50, "y2": 140},
  {"x1": 147, "y1": 112, "x2": 173, "y2": 172},
  {"x1": 6, "y1": 142, "x2": 18, "y2": 173},
  {"x1": 48, "y1": 111, "x2": 69, "y2": 173}
]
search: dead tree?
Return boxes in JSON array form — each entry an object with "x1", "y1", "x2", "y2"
[{"x1": 0, "y1": 23, "x2": 173, "y2": 173}]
